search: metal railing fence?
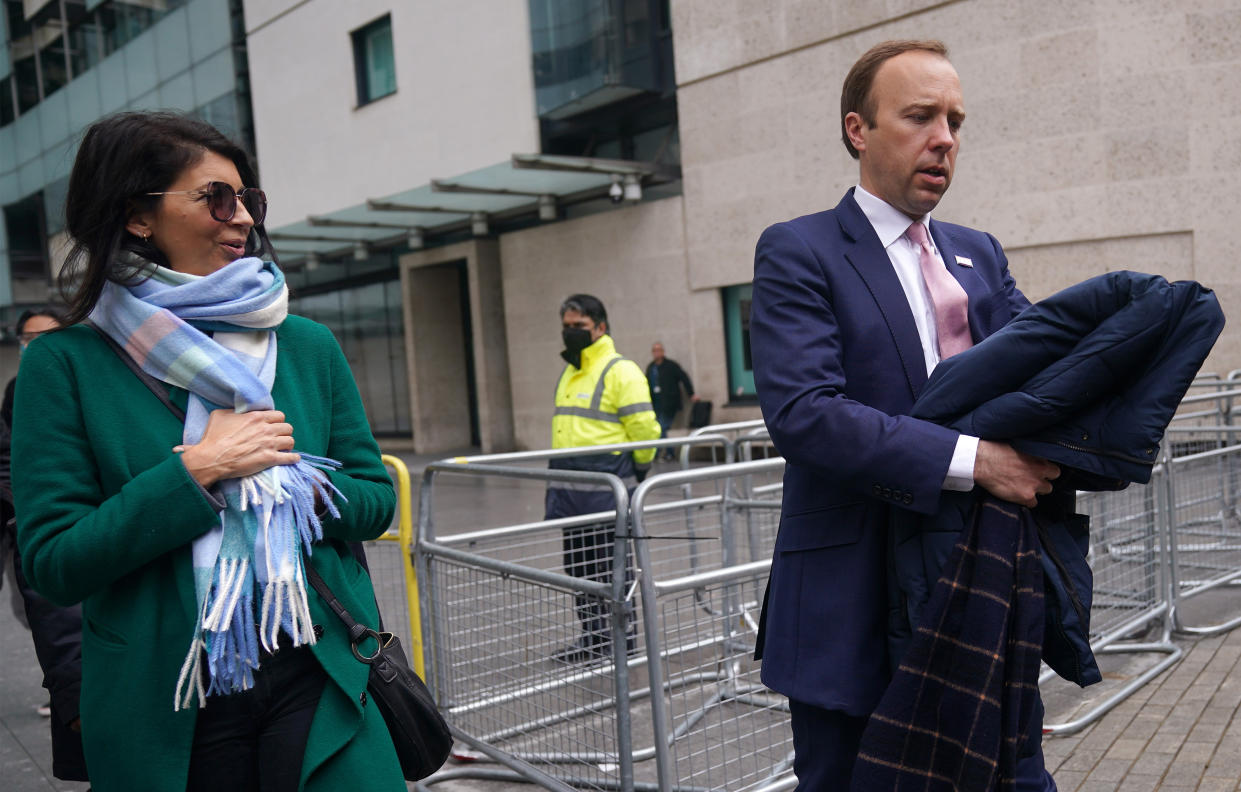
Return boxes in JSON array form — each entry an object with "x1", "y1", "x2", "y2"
[
  {"x1": 631, "y1": 460, "x2": 791, "y2": 792},
  {"x1": 1039, "y1": 457, "x2": 1183, "y2": 735},
  {"x1": 413, "y1": 438, "x2": 787, "y2": 791}
]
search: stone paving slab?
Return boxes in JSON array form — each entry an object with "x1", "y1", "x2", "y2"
[{"x1": 1041, "y1": 628, "x2": 1241, "y2": 792}]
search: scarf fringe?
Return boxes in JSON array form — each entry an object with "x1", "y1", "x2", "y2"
[
  {"x1": 206, "y1": 586, "x2": 258, "y2": 697},
  {"x1": 174, "y1": 456, "x2": 347, "y2": 709},
  {"x1": 174, "y1": 596, "x2": 211, "y2": 712}
]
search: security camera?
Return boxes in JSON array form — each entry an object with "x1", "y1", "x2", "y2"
[{"x1": 608, "y1": 178, "x2": 624, "y2": 203}]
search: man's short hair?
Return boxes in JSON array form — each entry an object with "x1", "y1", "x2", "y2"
[
  {"x1": 559, "y1": 294, "x2": 608, "y2": 328},
  {"x1": 840, "y1": 39, "x2": 949, "y2": 160}
]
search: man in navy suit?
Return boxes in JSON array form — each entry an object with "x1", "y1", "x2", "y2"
[{"x1": 751, "y1": 40, "x2": 1061, "y2": 790}]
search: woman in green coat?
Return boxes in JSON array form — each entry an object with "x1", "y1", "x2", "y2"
[{"x1": 11, "y1": 112, "x2": 405, "y2": 791}]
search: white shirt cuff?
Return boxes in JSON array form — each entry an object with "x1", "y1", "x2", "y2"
[{"x1": 943, "y1": 434, "x2": 979, "y2": 492}]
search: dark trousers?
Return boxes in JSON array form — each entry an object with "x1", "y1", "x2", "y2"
[
  {"x1": 561, "y1": 522, "x2": 635, "y2": 644},
  {"x1": 547, "y1": 487, "x2": 633, "y2": 646},
  {"x1": 788, "y1": 699, "x2": 867, "y2": 790},
  {"x1": 187, "y1": 643, "x2": 327, "y2": 792},
  {"x1": 655, "y1": 411, "x2": 675, "y2": 438},
  {"x1": 788, "y1": 696, "x2": 1057, "y2": 791},
  {"x1": 11, "y1": 538, "x2": 88, "y2": 781},
  {"x1": 655, "y1": 412, "x2": 679, "y2": 459}
]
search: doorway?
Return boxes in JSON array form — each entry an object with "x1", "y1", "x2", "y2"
[{"x1": 406, "y1": 260, "x2": 480, "y2": 450}]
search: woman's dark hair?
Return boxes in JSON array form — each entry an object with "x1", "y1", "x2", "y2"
[
  {"x1": 15, "y1": 306, "x2": 67, "y2": 336},
  {"x1": 59, "y1": 111, "x2": 276, "y2": 325}
]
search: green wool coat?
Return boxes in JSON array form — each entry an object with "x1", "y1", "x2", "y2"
[{"x1": 12, "y1": 317, "x2": 405, "y2": 791}]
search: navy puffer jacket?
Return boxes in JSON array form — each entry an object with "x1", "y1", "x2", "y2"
[{"x1": 890, "y1": 270, "x2": 1225, "y2": 683}]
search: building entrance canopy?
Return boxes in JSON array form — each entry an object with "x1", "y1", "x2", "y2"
[{"x1": 266, "y1": 153, "x2": 679, "y2": 266}]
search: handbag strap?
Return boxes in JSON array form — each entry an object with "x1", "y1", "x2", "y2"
[
  {"x1": 86, "y1": 321, "x2": 187, "y2": 422},
  {"x1": 304, "y1": 561, "x2": 371, "y2": 644}
]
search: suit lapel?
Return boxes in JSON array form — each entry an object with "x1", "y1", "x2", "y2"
[
  {"x1": 837, "y1": 190, "x2": 927, "y2": 396},
  {"x1": 929, "y1": 219, "x2": 989, "y2": 343}
]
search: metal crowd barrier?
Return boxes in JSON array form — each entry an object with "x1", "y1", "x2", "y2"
[
  {"x1": 362, "y1": 455, "x2": 426, "y2": 676},
  {"x1": 1039, "y1": 458, "x2": 1183, "y2": 735},
  {"x1": 1161, "y1": 375, "x2": 1241, "y2": 636},
  {"x1": 1041, "y1": 380, "x2": 1241, "y2": 734},
  {"x1": 411, "y1": 433, "x2": 788, "y2": 791},
  {"x1": 1166, "y1": 439, "x2": 1241, "y2": 635},
  {"x1": 631, "y1": 459, "x2": 792, "y2": 792},
  {"x1": 684, "y1": 419, "x2": 768, "y2": 466}
]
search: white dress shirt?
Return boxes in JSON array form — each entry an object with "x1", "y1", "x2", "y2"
[{"x1": 853, "y1": 185, "x2": 978, "y2": 492}]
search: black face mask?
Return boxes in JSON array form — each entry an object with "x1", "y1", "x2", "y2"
[{"x1": 561, "y1": 327, "x2": 594, "y2": 367}]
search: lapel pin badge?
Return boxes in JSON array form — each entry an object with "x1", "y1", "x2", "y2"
[{"x1": 955, "y1": 255, "x2": 974, "y2": 268}]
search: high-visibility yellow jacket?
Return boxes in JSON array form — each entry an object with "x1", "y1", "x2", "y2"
[{"x1": 551, "y1": 334, "x2": 660, "y2": 473}]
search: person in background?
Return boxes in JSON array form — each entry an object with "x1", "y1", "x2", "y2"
[
  {"x1": 644, "y1": 341, "x2": 699, "y2": 460},
  {"x1": 1, "y1": 307, "x2": 89, "y2": 782},
  {"x1": 547, "y1": 294, "x2": 661, "y2": 663},
  {"x1": 2, "y1": 308, "x2": 66, "y2": 633},
  {"x1": 12, "y1": 111, "x2": 403, "y2": 791}
]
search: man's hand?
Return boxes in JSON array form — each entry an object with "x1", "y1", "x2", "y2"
[{"x1": 974, "y1": 440, "x2": 1060, "y2": 507}]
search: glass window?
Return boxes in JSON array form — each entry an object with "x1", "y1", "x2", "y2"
[
  {"x1": 100, "y1": 1, "x2": 160, "y2": 56},
  {"x1": 351, "y1": 14, "x2": 396, "y2": 106},
  {"x1": 289, "y1": 274, "x2": 411, "y2": 436},
  {"x1": 4, "y1": 192, "x2": 48, "y2": 280},
  {"x1": 68, "y1": 17, "x2": 104, "y2": 76},
  {"x1": 622, "y1": 0, "x2": 650, "y2": 48},
  {"x1": 723, "y1": 284, "x2": 756, "y2": 402},
  {"x1": 13, "y1": 55, "x2": 39, "y2": 113},
  {"x1": 39, "y1": 35, "x2": 69, "y2": 97},
  {"x1": 197, "y1": 91, "x2": 239, "y2": 141},
  {"x1": 0, "y1": 76, "x2": 14, "y2": 127}
]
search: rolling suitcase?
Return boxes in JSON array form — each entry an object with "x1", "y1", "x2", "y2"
[{"x1": 688, "y1": 399, "x2": 713, "y2": 429}]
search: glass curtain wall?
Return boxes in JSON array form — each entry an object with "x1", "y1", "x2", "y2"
[
  {"x1": 0, "y1": 0, "x2": 191, "y2": 129},
  {"x1": 289, "y1": 276, "x2": 411, "y2": 437}
]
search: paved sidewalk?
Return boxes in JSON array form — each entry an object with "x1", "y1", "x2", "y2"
[{"x1": 1041, "y1": 629, "x2": 1241, "y2": 791}]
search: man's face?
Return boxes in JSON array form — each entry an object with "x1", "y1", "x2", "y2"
[
  {"x1": 845, "y1": 50, "x2": 965, "y2": 220},
  {"x1": 562, "y1": 309, "x2": 605, "y2": 342},
  {"x1": 651, "y1": 343, "x2": 665, "y2": 362}
]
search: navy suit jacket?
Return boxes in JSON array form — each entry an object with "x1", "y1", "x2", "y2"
[{"x1": 751, "y1": 188, "x2": 1029, "y2": 716}]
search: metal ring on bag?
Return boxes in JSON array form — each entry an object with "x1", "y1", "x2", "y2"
[{"x1": 351, "y1": 628, "x2": 386, "y2": 663}]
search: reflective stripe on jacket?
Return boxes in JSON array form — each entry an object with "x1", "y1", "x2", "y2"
[{"x1": 552, "y1": 335, "x2": 660, "y2": 475}]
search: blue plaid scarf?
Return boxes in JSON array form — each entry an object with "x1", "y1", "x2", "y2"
[{"x1": 90, "y1": 255, "x2": 344, "y2": 710}]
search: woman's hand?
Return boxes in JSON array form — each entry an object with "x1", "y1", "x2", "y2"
[{"x1": 174, "y1": 409, "x2": 300, "y2": 487}]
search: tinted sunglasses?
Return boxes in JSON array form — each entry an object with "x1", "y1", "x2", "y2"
[{"x1": 146, "y1": 181, "x2": 267, "y2": 224}]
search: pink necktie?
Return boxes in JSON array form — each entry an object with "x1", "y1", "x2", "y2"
[{"x1": 906, "y1": 221, "x2": 972, "y2": 360}]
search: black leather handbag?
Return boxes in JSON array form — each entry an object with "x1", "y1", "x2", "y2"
[{"x1": 306, "y1": 563, "x2": 453, "y2": 781}]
